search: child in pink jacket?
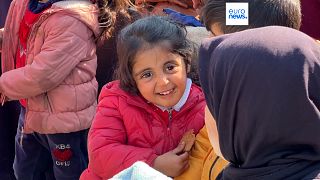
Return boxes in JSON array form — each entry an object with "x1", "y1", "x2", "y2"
[
  {"x1": 0, "y1": 0, "x2": 101, "y2": 179},
  {"x1": 81, "y1": 16, "x2": 205, "y2": 179}
]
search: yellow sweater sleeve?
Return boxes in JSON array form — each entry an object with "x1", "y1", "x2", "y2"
[
  {"x1": 175, "y1": 126, "x2": 228, "y2": 180},
  {"x1": 201, "y1": 149, "x2": 229, "y2": 180}
]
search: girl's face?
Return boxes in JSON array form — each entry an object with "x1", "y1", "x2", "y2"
[{"x1": 132, "y1": 43, "x2": 187, "y2": 108}]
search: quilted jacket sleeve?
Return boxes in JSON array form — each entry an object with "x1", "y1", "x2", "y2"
[
  {"x1": 0, "y1": 13, "x2": 93, "y2": 99},
  {"x1": 87, "y1": 95, "x2": 158, "y2": 179}
]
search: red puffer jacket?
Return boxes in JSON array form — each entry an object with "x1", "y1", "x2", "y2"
[{"x1": 81, "y1": 80, "x2": 205, "y2": 179}]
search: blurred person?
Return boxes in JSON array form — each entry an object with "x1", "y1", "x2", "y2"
[
  {"x1": 199, "y1": 26, "x2": 320, "y2": 180},
  {"x1": 176, "y1": 0, "x2": 302, "y2": 179},
  {"x1": 0, "y1": 0, "x2": 101, "y2": 178},
  {"x1": 0, "y1": 0, "x2": 20, "y2": 179}
]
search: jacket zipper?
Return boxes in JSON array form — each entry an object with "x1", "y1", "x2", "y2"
[
  {"x1": 166, "y1": 108, "x2": 173, "y2": 149},
  {"x1": 167, "y1": 108, "x2": 173, "y2": 128},
  {"x1": 124, "y1": 93, "x2": 200, "y2": 148}
]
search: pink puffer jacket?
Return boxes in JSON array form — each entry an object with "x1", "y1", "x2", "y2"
[
  {"x1": 81, "y1": 80, "x2": 205, "y2": 179},
  {"x1": 0, "y1": 0, "x2": 99, "y2": 134}
]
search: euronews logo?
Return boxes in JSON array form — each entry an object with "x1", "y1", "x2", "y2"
[{"x1": 226, "y1": 2, "x2": 249, "y2": 25}]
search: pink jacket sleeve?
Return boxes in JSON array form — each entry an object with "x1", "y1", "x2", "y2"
[
  {"x1": 0, "y1": 14, "x2": 92, "y2": 99},
  {"x1": 87, "y1": 95, "x2": 158, "y2": 179}
]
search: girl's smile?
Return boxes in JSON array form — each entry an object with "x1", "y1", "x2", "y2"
[{"x1": 157, "y1": 88, "x2": 175, "y2": 96}]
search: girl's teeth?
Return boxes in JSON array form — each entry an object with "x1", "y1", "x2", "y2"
[{"x1": 160, "y1": 89, "x2": 172, "y2": 95}]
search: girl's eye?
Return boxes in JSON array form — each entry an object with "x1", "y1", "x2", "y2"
[
  {"x1": 165, "y1": 64, "x2": 177, "y2": 72},
  {"x1": 141, "y1": 72, "x2": 152, "y2": 79},
  {"x1": 167, "y1": 65, "x2": 174, "y2": 71}
]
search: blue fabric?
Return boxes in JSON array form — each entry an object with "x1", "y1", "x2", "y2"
[
  {"x1": 28, "y1": 0, "x2": 62, "y2": 13},
  {"x1": 0, "y1": 0, "x2": 11, "y2": 27},
  {"x1": 163, "y1": 8, "x2": 203, "y2": 27},
  {"x1": 111, "y1": 161, "x2": 172, "y2": 180}
]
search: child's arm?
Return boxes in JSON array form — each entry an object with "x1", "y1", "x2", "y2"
[
  {"x1": 0, "y1": 14, "x2": 92, "y2": 99},
  {"x1": 87, "y1": 96, "x2": 159, "y2": 179}
]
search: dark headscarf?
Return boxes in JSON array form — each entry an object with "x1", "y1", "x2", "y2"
[{"x1": 199, "y1": 26, "x2": 320, "y2": 180}]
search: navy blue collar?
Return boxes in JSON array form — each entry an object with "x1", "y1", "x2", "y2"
[{"x1": 29, "y1": 0, "x2": 62, "y2": 13}]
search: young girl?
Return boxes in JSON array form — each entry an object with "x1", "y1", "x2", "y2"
[
  {"x1": 81, "y1": 16, "x2": 205, "y2": 179},
  {"x1": 199, "y1": 26, "x2": 320, "y2": 179},
  {"x1": 0, "y1": 0, "x2": 109, "y2": 178}
]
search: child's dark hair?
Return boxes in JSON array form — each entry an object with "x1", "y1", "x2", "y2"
[
  {"x1": 201, "y1": 0, "x2": 301, "y2": 33},
  {"x1": 116, "y1": 16, "x2": 195, "y2": 94},
  {"x1": 95, "y1": 0, "x2": 136, "y2": 44}
]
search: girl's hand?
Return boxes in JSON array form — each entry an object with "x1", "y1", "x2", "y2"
[
  {"x1": 153, "y1": 142, "x2": 189, "y2": 177},
  {"x1": 135, "y1": 0, "x2": 188, "y2": 9}
]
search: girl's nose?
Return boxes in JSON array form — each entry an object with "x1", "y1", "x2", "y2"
[{"x1": 157, "y1": 74, "x2": 170, "y2": 86}]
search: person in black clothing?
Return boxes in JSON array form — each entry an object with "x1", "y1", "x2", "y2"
[
  {"x1": 199, "y1": 26, "x2": 320, "y2": 180},
  {"x1": 0, "y1": 1, "x2": 20, "y2": 180}
]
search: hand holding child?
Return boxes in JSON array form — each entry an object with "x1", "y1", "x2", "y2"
[{"x1": 153, "y1": 142, "x2": 189, "y2": 177}]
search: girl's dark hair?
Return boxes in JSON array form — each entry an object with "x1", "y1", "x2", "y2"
[
  {"x1": 201, "y1": 0, "x2": 301, "y2": 33},
  {"x1": 116, "y1": 16, "x2": 195, "y2": 94},
  {"x1": 95, "y1": 0, "x2": 135, "y2": 44}
]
